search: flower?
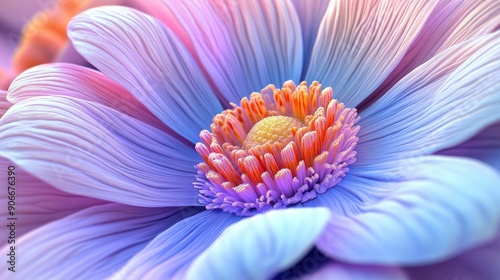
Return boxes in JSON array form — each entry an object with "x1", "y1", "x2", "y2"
[{"x1": 1, "y1": 0, "x2": 500, "y2": 279}]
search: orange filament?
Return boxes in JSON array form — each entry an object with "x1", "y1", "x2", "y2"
[{"x1": 195, "y1": 81, "x2": 360, "y2": 216}]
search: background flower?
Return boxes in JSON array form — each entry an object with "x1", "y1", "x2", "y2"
[
  {"x1": 1, "y1": 0, "x2": 499, "y2": 279},
  {"x1": 0, "y1": 0, "x2": 161, "y2": 92}
]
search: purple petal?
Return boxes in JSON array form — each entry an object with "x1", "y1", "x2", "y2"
[
  {"x1": 303, "y1": 167, "x2": 394, "y2": 216},
  {"x1": 291, "y1": 0, "x2": 330, "y2": 76},
  {"x1": 305, "y1": 0, "x2": 437, "y2": 107},
  {"x1": 316, "y1": 156, "x2": 500, "y2": 265},
  {"x1": 186, "y1": 207, "x2": 331, "y2": 279},
  {"x1": 358, "y1": 31, "x2": 500, "y2": 168},
  {"x1": 68, "y1": 6, "x2": 222, "y2": 143},
  {"x1": 162, "y1": 0, "x2": 303, "y2": 104},
  {"x1": 0, "y1": 156, "x2": 104, "y2": 236},
  {"x1": 114, "y1": 210, "x2": 241, "y2": 279},
  {"x1": 0, "y1": 96, "x2": 201, "y2": 207},
  {"x1": 405, "y1": 230, "x2": 500, "y2": 279},
  {"x1": 0, "y1": 90, "x2": 9, "y2": 117},
  {"x1": 438, "y1": 121, "x2": 500, "y2": 173},
  {"x1": 0, "y1": 203, "x2": 196, "y2": 279},
  {"x1": 361, "y1": 0, "x2": 500, "y2": 108},
  {"x1": 8, "y1": 63, "x2": 169, "y2": 132}
]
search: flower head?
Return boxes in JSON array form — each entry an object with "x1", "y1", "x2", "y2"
[
  {"x1": 196, "y1": 81, "x2": 359, "y2": 215},
  {"x1": 0, "y1": 0, "x2": 499, "y2": 279}
]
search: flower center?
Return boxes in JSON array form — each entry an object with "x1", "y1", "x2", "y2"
[
  {"x1": 243, "y1": 116, "x2": 305, "y2": 149},
  {"x1": 194, "y1": 81, "x2": 359, "y2": 216}
]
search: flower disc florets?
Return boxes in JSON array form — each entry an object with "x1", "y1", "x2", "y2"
[{"x1": 194, "y1": 81, "x2": 360, "y2": 216}]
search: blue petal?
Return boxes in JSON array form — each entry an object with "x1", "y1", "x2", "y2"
[
  {"x1": 0, "y1": 204, "x2": 197, "y2": 279},
  {"x1": 303, "y1": 168, "x2": 393, "y2": 216},
  {"x1": 186, "y1": 207, "x2": 331, "y2": 280},
  {"x1": 357, "y1": 31, "x2": 500, "y2": 168},
  {"x1": 316, "y1": 156, "x2": 500, "y2": 265},
  {"x1": 114, "y1": 210, "x2": 241, "y2": 279},
  {"x1": 162, "y1": 0, "x2": 303, "y2": 103},
  {"x1": 68, "y1": 6, "x2": 222, "y2": 143},
  {"x1": 305, "y1": 0, "x2": 437, "y2": 107},
  {"x1": 405, "y1": 230, "x2": 500, "y2": 279},
  {"x1": 0, "y1": 96, "x2": 201, "y2": 207},
  {"x1": 438, "y1": 121, "x2": 500, "y2": 174},
  {"x1": 291, "y1": 0, "x2": 329, "y2": 77}
]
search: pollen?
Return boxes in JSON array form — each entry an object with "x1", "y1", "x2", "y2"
[
  {"x1": 243, "y1": 116, "x2": 305, "y2": 149},
  {"x1": 194, "y1": 81, "x2": 360, "y2": 216}
]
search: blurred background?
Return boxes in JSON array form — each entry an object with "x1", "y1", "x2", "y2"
[{"x1": 1, "y1": 0, "x2": 42, "y2": 69}]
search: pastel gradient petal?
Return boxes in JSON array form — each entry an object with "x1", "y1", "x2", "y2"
[
  {"x1": 186, "y1": 207, "x2": 331, "y2": 280},
  {"x1": 360, "y1": 0, "x2": 500, "y2": 108},
  {"x1": 316, "y1": 156, "x2": 500, "y2": 265},
  {"x1": 114, "y1": 210, "x2": 241, "y2": 279},
  {"x1": 358, "y1": 31, "x2": 500, "y2": 169},
  {"x1": 0, "y1": 96, "x2": 201, "y2": 207},
  {"x1": 0, "y1": 157, "x2": 104, "y2": 237},
  {"x1": 405, "y1": 231, "x2": 500, "y2": 280},
  {"x1": 291, "y1": 0, "x2": 330, "y2": 76},
  {"x1": 438, "y1": 121, "x2": 500, "y2": 173},
  {"x1": 303, "y1": 167, "x2": 394, "y2": 216},
  {"x1": 0, "y1": 204, "x2": 197, "y2": 279},
  {"x1": 0, "y1": 90, "x2": 9, "y2": 117},
  {"x1": 162, "y1": 0, "x2": 303, "y2": 103},
  {"x1": 305, "y1": 0, "x2": 437, "y2": 107},
  {"x1": 68, "y1": 6, "x2": 222, "y2": 143},
  {"x1": 7, "y1": 63, "x2": 169, "y2": 132},
  {"x1": 307, "y1": 262, "x2": 408, "y2": 280}
]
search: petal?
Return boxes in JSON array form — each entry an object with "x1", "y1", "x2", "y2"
[
  {"x1": 162, "y1": 0, "x2": 303, "y2": 103},
  {"x1": 360, "y1": 0, "x2": 500, "y2": 109},
  {"x1": 68, "y1": 6, "x2": 222, "y2": 143},
  {"x1": 291, "y1": 0, "x2": 330, "y2": 77},
  {"x1": 186, "y1": 207, "x2": 331, "y2": 280},
  {"x1": 405, "y1": 230, "x2": 500, "y2": 280},
  {"x1": 316, "y1": 156, "x2": 500, "y2": 265},
  {"x1": 114, "y1": 210, "x2": 242, "y2": 279},
  {"x1": 427, "y1": 0, "x2": 500, "y2": 50},
  {"x1": 0, "y1": 156, "x2": 104, "y2": 236},
  {"x1": 0, "y1": 203, "x2": 199, "y2": 279},
  {"x1": 305, "y1": 0, "x2": 437, "y2": 107},
  {"x1": 273, "y1": 248, "x2": 330, "y2": 279},
  {"x1": 306, "y1": 262, "x2": 408, "y2": 280},
  {"x1": 0, "y1": 96, "x2": 201, "y2": 207},
  {"x1": 0, "y1": 90, "x2": 10, "y2": 117},
  {"x1": 8, "y1": 63, "x2": 170, "y2": 133},
  {"x1": 357, "y1": 31, "x2": 500, "y2": 167},
  {"x1": 438, "y1": 121, "x2": 500, "y2": 173},
  {"x1": 303, "y1": 168, "x2": 394, "y2": 216}
]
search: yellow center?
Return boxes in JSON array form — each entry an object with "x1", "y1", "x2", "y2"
[{"x1": 243, "y1": 116, "x2": 305, "y2": 149}]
